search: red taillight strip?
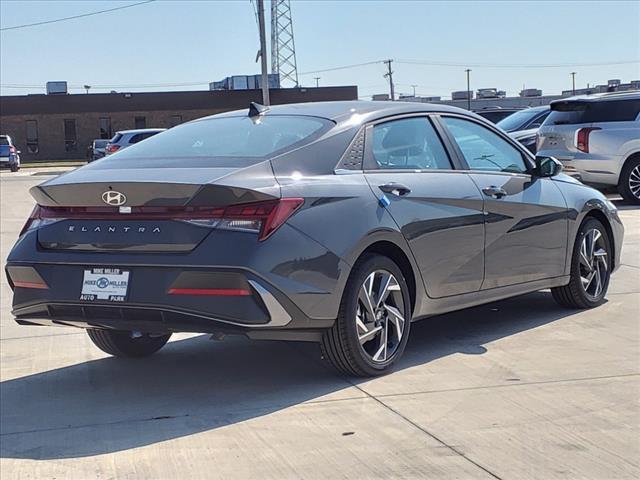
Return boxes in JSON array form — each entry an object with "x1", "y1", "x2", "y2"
[
  {"x1": 13, "y1": 281, "x2": 48, "y2": 290},
  {"x1": 167, "y1": 288, "x2": 251, "y2": 296}
]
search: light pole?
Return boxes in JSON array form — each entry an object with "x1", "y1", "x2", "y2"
[
  {"x1": 411, "y1": 84, "x2": 418, "y2": 97},
  {"x1": 314, "y1": 77, "x2": 320, "y2": 88},
  {"x1": 570, "y1": 72, "x2": 577, "y2": 95},
  {"x1": 84, "y1": 85, "x2": 91, "y2": 94},
  {"x1": 257, "y1": 0, "x2": 270, "y2": 106},
  {"x1": 465, "y1": 69, "x2": 472, "y2": 110}
]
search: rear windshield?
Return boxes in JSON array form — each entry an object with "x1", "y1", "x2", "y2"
[
  {"x1": 476, "y1": 110, "x2": 517, "y2": 123},
  {"x1": 497, "y1": 109, "x2": 545, "y2": 131},
  {"x1": 0, "y1": 137, "x2": 9, "y2": 146},
  {"x1": 93, "y1": 140, "x2": 108, "y2": 148},
  {"x1": 101, "y1": 115, "x2": 331, "y2": 167},
  {"x1": 545, "y1": 99, "x2": 640, "y2": 125}
]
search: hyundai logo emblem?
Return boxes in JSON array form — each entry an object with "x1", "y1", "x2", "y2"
[{"x1": 102, "y1": 190, "x2": 127, "y2": 206}]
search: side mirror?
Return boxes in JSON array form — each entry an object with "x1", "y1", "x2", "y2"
[{"x1": 535, "y1": 156, "x2": 563, "y2": 177}]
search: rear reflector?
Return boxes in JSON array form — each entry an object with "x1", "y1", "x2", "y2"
[
  {"x1": 13, "y1": 281, "x2": 49, "y2": 290},
  {"x1": 6, "y1": 266, "x2": 49, "y2": 290},
  {"x1": 167, "y1": 288, "x2": 251, "y2": 296}
]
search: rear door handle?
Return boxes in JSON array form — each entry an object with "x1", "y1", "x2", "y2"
[
  {"x1": 379, "y1": 183, "x2": 411, "y2": 196},
  {"x1": 481, "y1": 186, "x2": 508, "y2": 199}
]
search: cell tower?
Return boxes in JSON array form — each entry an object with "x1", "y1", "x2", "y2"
[{"x1": 270, "y1": 0, "x2": 299, "y2": 87}]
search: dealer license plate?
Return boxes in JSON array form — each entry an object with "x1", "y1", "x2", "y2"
[{"x1": 80, "y1": 268, "x2": 130, "y2": 302}]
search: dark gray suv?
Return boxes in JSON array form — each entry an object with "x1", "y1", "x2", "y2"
[{"x1": 5, "y1": 101, "x2": 624, "y2": 376}]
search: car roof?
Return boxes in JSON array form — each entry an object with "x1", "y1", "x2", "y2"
[
  {"x1": 115, "y1": 128, "x2": 166, "y2": 135},
  {"x1": 201, "y1": 100, "x2": 483, "y2": 126},
  {"x1": 552, "y1": 91, "x2": 640, "y2": 104}
]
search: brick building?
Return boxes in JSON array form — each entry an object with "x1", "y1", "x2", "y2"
[{"x1": 0, "y1": 86, "x2": 358, "y2": 162}]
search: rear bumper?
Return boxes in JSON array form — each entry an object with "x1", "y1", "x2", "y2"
[
  {"x1": 550, "y1": 155, "x2": 623, "y2": 187},
  {"x1": 7, "y1": 262, "x2": 331, "y2": 333},
  {"x1": 7, "y1": 264, "x2": 333, "y2": 340},
  {"x1": 0, "y1": 155, "x2": 19, "y2": 166},
  {"x1": 5, "y1": 224, "x2": 345, "y2": 338}
]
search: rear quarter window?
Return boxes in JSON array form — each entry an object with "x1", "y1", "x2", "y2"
[{"x1": 546, "y1": 99, "x2": 640, "y2": 125}]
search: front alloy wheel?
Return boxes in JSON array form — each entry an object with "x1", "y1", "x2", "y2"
[
  {"x1": 579, "y1": 228, "x2": 608, "y2": 300},
  {"x1": 321, "y1": 254, "x2": 412, "y2": 376},
  {"x1": 552, "y1": 217, "x2": 611, "y2": 309}
]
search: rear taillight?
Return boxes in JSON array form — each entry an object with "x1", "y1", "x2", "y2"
[
  {"x1": 221, "y1": 198, "x2": 304, "y2": 240},
  {"x1": 20, "y1": 198, "x2": 304, "y2": 241},
  {"x1": 576, "y1": 127, "x2": 601, "y2": 153},
  {"x1": 105, "y1": 144, "x2": 120, "y2": 154},
  {"x1": 9, "y1": 146, "x2": 16, "y2": 153},
  {"x1": 18, "y1": 205, "x2": 42, "y2": 237}
]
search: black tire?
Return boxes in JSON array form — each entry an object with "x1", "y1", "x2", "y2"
[
  {"x1": 10, "y1": 164, "x2": 19, "y2": 172},
  {"x1": 87, "y1": 329, "x2": 171, "y2": 357},
  {"x1": 321, "y1": 254, "x2": 412, "y2": 377},
  {"x1": 551, "y1": 217, "x2": 612, "y2": 309},
  {"x1": 618, "y1": 155, "x2": 640, "y2": 205}
]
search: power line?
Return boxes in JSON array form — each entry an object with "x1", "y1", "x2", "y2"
[
  {"x1": 299, "y1": 61, "x2": 383, "y2": 76},
  {"x1": 396, "y1": 58, "x2": 640, "y2": 68},
  {"x1": 0, "y1": 1, "x2": 155, "y2": 32}
]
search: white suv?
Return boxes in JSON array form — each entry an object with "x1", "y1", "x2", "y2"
[
  {"x1": 537, "y1": 91, "x2": 640, "y2": 204},
  {"x1": 105, "y1": 128, "x2": 166, "y2": 156}
]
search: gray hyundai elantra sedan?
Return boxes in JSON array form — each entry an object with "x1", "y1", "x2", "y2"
[{"x1": 5, "y1": 101, "x2": 624, "y2": 376}]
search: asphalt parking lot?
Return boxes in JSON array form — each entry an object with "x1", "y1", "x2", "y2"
[{"x1": 1, "y1": 168, "x2": 638, "y2": 479}]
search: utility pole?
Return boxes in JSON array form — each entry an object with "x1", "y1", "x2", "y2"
[
  {"x1": 411, "y1": 84, "x2": 418, "y2": 97},
  {"x1": 257, "y1": 0, "x2": 270, "y2": 106},
  {"x1": 314, "y1": 77, "x2": 320, "y2": 88},
  {"x1": 465, "y1": 69, "x2": 472, "y2": 110},
  {"x1": 571, "y1": 71, "x2": 577, "y2": 95},
  {"x1": 384, "y1": 59, "x2": 395, "y2": 101}
]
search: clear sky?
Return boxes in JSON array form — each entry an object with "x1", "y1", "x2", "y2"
[{"x1": 1, "y1": 0, "x2": 639, "y2": 99}]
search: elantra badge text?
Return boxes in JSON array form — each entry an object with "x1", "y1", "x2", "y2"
[{"x1": 68, "y1": 225, "x2": 161, "y2": 233}]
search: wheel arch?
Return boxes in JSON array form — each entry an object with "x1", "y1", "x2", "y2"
[
  {"x1": 620, "y1": 151, "x2": 640, "y2": 175},
  {"x1": 346, "y1": 235, "x2": 421, "y2": 315}
]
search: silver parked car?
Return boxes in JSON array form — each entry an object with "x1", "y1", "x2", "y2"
[
  {"x1": 88, "y1": 139, "x2": 109, "y2": 162},
  {"x1": 105, "y1": 128, "x2": 166, "y2": 156},
  {"x1": 537, "y1": 92, "x2": 640, "y2": 204}
]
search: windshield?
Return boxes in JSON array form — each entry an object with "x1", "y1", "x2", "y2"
[
  {"x1": 102, "y1": 115, "x2": 331, "y2": 168},
  {"x1": 497, "y1": 109, "x2": 544, "y2": 132}
]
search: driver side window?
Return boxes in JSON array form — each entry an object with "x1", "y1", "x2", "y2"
[
  {"x1": 443, "y1": 117, "x2": 528, "y2": 174},
  {"x1": 371, "y1": 117, "x2": 451, "y2": 170}
]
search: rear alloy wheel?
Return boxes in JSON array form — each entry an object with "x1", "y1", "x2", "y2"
[
  {"x1": 10, "y1": 164, "x2": 19, "y2": 173},
  {"x1": 552, "y1": 218, "x2": 611, "y2": 309},
  {"x1": 618, "y1": 156, "x2": 640, "y2": 205},
  {"x1": 321, "y1": 254, "x2": 411, "y2": 377},
  {"x1": 87, "y1": 329, "x2": 171, "y2": 357}
]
